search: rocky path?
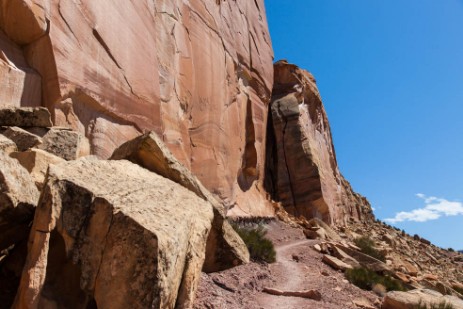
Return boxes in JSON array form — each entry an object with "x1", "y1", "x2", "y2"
[
  {"x1": 194, "y1": 221, "x2": 380, "y2": 309},
  {"x1": 256, "y1": 239, "x2": 319, "y2": 308}
]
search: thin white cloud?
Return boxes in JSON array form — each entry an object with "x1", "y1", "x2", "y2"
[{"x1": 385, "y1": 194, "x2": 463, "y2": 224}]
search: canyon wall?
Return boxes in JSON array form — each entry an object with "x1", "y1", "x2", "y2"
[
  {"x1": 0, "y1": 0, "x2": 274, "y2": 215},
  {"x1": 265, "y1": 61, "x2": 373, "y2": 225}
]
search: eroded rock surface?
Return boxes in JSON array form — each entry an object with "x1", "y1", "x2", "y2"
[
  {"x1": 0, "y1": 107, "x2": 51, "y2": 128},
  {"x1": 0, "y1": 151, "x2": 39, "y2": 252},
  {"x1": 265, "y1": 61, "x2": 373, "y2": 224},
  {"x1": 14, "y1": 158, "x2": 215, "y2": 309},
  {"x1": 0, "y1": 0, "x2": 274, "y2": 216},
  {"x1": 111, "y1": 131, "x2": 249, "y2": 272},
  {"x1": 382, "y1": 289, "x2": 463, "y2": 309},
  {"x1": 0, "y1": 152, "x2": 39, "y2": 308}
]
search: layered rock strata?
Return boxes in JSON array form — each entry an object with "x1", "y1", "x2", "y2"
[
  {"x1": 14, "y1": 159, "x2": 215, "y2": 309},
  {"x1": 265, "y1": 61, "x2": 373, "y2": 224},
  {"x1": 0, "y1": 0, "x2": 274, "y2": 216}
]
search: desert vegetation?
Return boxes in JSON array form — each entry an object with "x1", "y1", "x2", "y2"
[
  {"x1": 231, "y1": 223, "x2": 276, "y2": 263},
  {"x1": 345, "y1": 267, "x2": 405, "y2": 292},
  {"x1": 354, "y1": 236, "x2": 386, "y2": 262}
]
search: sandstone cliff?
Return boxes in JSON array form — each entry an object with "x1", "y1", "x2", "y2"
[
  {"x1": 265, "y1": 61, "x2": 373, "y2": 225},
  {"x1": 0, "y1": 0, "x2": 274, "y2": 216}
]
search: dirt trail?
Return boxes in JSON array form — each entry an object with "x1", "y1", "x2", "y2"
[{"x1": 257, "y1": 239, "x2": 319, "y2": 308}]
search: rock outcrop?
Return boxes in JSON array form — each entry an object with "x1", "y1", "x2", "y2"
[
  {"x1": 0, "y1": 0, "x2": 274, "y2": 216},
  {"x1": 382, "y1": 289, "x2": 463, "y2": 309},
  {"x1": 111, "y1": 131, "x2": 250, "y2": 272},
  {"x1": 14, "y1": 158, "x2": 215, "y2": 309},
  {"x1": 265, "y1": 61, "x2": 373, "y2": 224}
]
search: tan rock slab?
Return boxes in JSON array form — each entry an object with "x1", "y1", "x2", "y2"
[
  {"x1": 14, "y1": 158, "x2": 215, "y2": 309},
  {"x1": 37, "y1": 128, "x2": 89, "y2": 160},
  {"x1": 10, "y1": 148, "x2": 65, "y2": 190},
  {"x1": 322, "y1": 254, "x2": 353, "y2": 271},
  {"x1": 111, "y1": 131, "x2": 249, "y2": 272},
  {"x1": 382, "y1": 289, "x2": 463, "y2": 309},
  {"x1": 0, "y1": 107, "x2": 52, "y2": 127},
  {"x1": 2, "y1": 126, "x2": 42, "y2": 151},
  {"x1": 0, "y1": 134, "x2": 17, "y2": 154}
]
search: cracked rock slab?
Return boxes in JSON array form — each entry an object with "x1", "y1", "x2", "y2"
[
  {"x1": 13, "y1": 158, "x2": 214, "y2": 309},
  {"x1": 111, "y1": 131, "x2": 249, "y2": 272}
]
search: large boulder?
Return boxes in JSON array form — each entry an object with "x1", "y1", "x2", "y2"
[
  {"x1": 14, "y1": 158, "x2": 215, "y2": 309},
  {"x1": 0, "y1": 151, "x2": 39, "y2": 252},
  {"x1": 111, "y1": 132, "x2": 249, "y2": 272},
  {"x1": 265, "y1": 61, "x2": 373, "y2": 224},
  {"x1": 382, "y1": 289, "x2": 463, "y2": 309}
]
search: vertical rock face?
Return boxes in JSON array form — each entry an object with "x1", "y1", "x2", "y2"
[
  {"x1": 0, "y1": 0, "x2": 274, "y2": 215},
  {"x1": 265, "y1": 61, "x2": 373, "y2": 225}
]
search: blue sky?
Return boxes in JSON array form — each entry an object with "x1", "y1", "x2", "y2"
[{"x1": 265, "y1": 0, "x2": 463, "y2": 249}]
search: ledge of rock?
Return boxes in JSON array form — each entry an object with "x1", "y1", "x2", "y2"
[{"x1": 14, "y1": 158, "x2": 215, "y2": 309}]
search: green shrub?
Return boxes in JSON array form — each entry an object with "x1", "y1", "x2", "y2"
[
  {"x1": 414, "y1": 300, "x2": 455, "y2": 309},
  {"x1": 345, "y1": 267, "x2": 406, "y2": 292},
  {"x1": 231, "y1": 224, "x2": 276, "y2": 263},
  {"x1": 354, "y1": 236, "x2": 386, "y2": 262},
  {"x1": 448, "y1": 248, "x2": 455, "y2": 252}
]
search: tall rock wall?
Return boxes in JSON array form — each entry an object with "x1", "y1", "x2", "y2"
[
  {"x1": 265, "y1": 61, "x2": 373, "y2": 225},
  {"x1": 0, "y1": 0, "x2": 274, "y2": 215}
]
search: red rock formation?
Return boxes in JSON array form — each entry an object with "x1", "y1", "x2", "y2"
[
  {"x1": 265, "y1": 61, "x2": 373, "y2": 225},
  {"x1": 0, "y1": 0, "x2": 274, "y2": 215}
]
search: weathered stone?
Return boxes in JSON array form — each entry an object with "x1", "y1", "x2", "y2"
[
  {"x1": 2, "y1": 126, "x2": 42, "y2": 151},
  {"x1": 0, "y1": 0, "x2": 47, "y2": 45},
  {"x1": 382, "y1": 289, "x2": 463, "y2": 309},
  {"x1": 265, "y1": 61, "x2": 373, "y2": 224},
  {"x1": 0, "y1": 31, "x2": 42, "y2": 107},
  {"x1": 336, "y1": 243, "x2": 390, "y2": 273},
  {"x1": 262, "y1": 287, "x2": 321, "y2": 300},
  {"x1": 0, "y1": 151, "x2": 39, "y2": 251},
  {"x1": 10, "y1": 148, "x2": 65, "y2": 190},
  {"x1": 322, "y1": 254, "x2": 353, "y2": 271},
  {"x1": 331, "y1": 246, "x2": 361, "y2": 268},
  {"x1": 111, "y1": 131, "x2": 249, "y2": 272},
  {"x1": 14, "y1": 158, "x2": 215, "y2": 309},
  {"x1": 37, "y1": 128, "x2": 89, "y2": 160},
  {"x1": 0, "y1": 107, "x2": 51, "y2": 127},
  {"x1": 0, "y1": 134, "x2": 17, "y2": 154},
  {"x1": 305, "y1": 218, "x2": 342, "y2": 241}
]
